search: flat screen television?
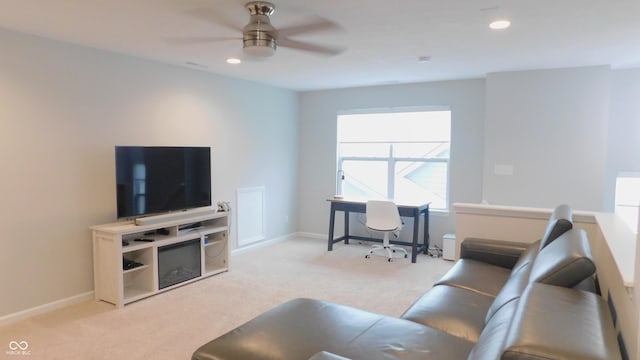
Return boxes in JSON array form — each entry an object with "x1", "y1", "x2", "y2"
[{"x1": 115, "y1": 146, "x2": 211, "y2": 219}]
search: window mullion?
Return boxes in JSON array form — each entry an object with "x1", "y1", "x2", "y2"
[{"x1": 388, "y1": 143, "x2": 395, "y2": 200}]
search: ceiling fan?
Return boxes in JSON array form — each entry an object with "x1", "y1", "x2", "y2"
[{"x1": 172, "y1": 1, "x2": 344, "y2": 58}]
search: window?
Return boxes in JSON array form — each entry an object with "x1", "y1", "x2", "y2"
[
  {"x1": 615, "y1": 172, "x2": 640, "y2": 233},
  {"x1": 337, "y1": 109, "x2": 451, "y2": 210}
]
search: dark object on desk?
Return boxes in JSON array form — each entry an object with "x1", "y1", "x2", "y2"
[
  {"x1": 327, "y1": 198, "x2": 429, "y2": 263},
  {"x1": 122, "y1": 240, "x2": 130, "y2": 246},
  {"x1": 134, "y1": 238, "x2": 155, "y2": 242}
]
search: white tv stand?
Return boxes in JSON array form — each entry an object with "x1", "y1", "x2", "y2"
[{"x1": 91, "y1": 208, "x2": 229, "y2": 308}]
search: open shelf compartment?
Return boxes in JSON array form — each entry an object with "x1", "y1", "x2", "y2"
[{"x1": 203, "y1": 236, "x2": 228, "y2": 275}]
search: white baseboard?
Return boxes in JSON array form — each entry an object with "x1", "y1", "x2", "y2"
[
  {"x1": 230, "y1": 232, "x2": 330, "y2": 255},
  {"x1": 231, "y1": 233, "x2": 296, "y2": 255},
  {"x1": 0, "y1": 291, "x2": 94, "y2": 327},
  {"x1": 295, "y1": 232, "x2": 326, "y2": 240}
]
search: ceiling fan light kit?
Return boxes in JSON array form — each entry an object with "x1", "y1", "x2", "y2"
[
  {"x1": 243, "y1": 2, "x2": 277, "y2": 57},
  {"x1": 173, "y1": 1, "x2": 343, "y2": 60}
]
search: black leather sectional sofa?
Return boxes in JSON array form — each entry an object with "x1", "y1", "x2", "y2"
[{"x1": 192, "y1": 205, "x2": 622, "y2": 360}]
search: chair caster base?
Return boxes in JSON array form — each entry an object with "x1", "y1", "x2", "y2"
[{"x1": 365, "y1": 247, "x2": 408, "y2": 262}]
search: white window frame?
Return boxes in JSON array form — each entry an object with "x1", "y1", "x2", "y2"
[{"x1": 336, "y1": 107, "x2": 451, "y2": 210}]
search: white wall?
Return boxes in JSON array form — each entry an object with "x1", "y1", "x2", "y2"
[
  {"x1": 482, "y1": 66, "x2": 611, "y2": 210},
  {"x1": 297, "y1": 80, "x2": 486, "y2": 246},
  {"x1": 0, "y1": 29, "x2": 298, "y2": 317},
  {"x1": 604, "y1": 68, "x2": 640, "y2": 211}
]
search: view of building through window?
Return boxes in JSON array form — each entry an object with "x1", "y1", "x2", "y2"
[{"x1": 337, "y1": 109, "x2": 451, "y2": 210}]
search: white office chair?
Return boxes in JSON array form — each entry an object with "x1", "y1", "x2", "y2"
[{"x1": 365, "y1": 200, "x2": 408, "y2": 262}]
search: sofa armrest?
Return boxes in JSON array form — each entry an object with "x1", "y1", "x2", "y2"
[
  {"x1": 460, "y1": 238, "x2": 530, "y2": 269},
  {"x1": 308, "y1": 351, "x2": 351, "y2": 360}
]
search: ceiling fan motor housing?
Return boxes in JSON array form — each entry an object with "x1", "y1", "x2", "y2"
[{"x1": 243, "y1": 1, "x2": 277, "y2": 57}]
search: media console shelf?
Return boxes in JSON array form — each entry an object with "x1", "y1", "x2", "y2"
[{"x1": 91, "y1": 208, "x2": 229, "y2": 308}]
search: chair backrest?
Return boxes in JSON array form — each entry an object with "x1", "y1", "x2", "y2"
[{"x1": 366, "y1": 200, "x2": 402, "y2": 232}]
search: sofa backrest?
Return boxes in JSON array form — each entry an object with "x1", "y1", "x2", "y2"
[
  {"x1": 528, "y1": 228, "x2": 595, "y2": 287},
  {"x1": 509, "y1": 239, "x2": 541, "y2": 274},
  {"x1": 484, "y1": 262, "x2": 532, "y2": 324},
  {"x1": 470, "y1": 283, "x2": 621, "y2": 360},
  {"x1": 506, "y1": 204, "x2": 572, "y2": 274},
  {"x1": 539, "y1": 204, "x2": 573, "y2": 249},
  {"x1": 484, "y1": 228, "x2": 596, "y2": 324}
]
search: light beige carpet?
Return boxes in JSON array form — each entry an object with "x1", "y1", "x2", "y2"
[{"x1": 0, "y1": 236, "x2": 453, "y2": 359}]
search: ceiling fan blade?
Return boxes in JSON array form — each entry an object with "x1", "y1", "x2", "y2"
[
  {"x1": 276, "y1": 17, "x2": 342, "y2": 37},
  {"x1": 165, "y1": 36, "x2": 239, "y2": 46},
  {"x1": 184, "y1": 8, "x2": 244, "y2": 33},
  {"x1": 278, "y1": 38, "x2": 344, "y2": 57}
]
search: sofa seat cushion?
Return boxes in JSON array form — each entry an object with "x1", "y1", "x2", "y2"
[
  {"x1": 471, "y1": 283, "x2": 622, "y2": 360},
  {"x1": 435, "y1": 259, "x2": 511, "y2": 297},
  {"x1": 400, "y1": 285, "x2": 494, "y2": 343},
  {"x1": 502, "y1": 283, "x2": 620, "y2": 360},
  {"x1": 192, "y1": 298, "x2": 474, "y2": 360}
]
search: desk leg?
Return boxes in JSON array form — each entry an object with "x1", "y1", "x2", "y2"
[
  {"x1": 423, "y1": 208, "x2": 430, "y2": 254},
  {"x1": 344, "y1": 211, "x2": 350, "y2": 244},
  {"x1": 328, "y1": 203, "x2": 336, "y2": 251},
  {"x1": 411, "y1": 210, "x2": 419, "y2": 263}
]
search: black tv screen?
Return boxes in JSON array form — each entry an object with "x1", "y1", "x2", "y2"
[{"x1": 115, "y1": 146, "x2": 211, "y2": 219}]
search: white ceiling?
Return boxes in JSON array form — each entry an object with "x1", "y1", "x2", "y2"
[{"x1": 0, "y1": 0, "x2": 639, "y2": 91}]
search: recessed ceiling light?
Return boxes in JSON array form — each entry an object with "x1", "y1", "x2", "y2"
[
  {"x1": 489, "y1": 19, "x2": 511, "y2": 30},
  {"x1": 226, "y1": 58, "x2": 242, "y2": 65}
]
